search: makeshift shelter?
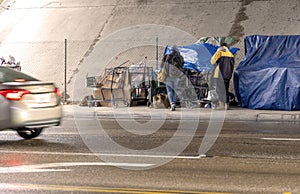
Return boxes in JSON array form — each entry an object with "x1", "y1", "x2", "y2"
[
  {"x1": 164, "y1": 43, "x2": 239, "y2": 72},
  {"x1": 160, "y1": 43, "x2": 239, "y2": 107},
  {"x1": 234, "y1": 35, "x2": 300, "y2": 110}
]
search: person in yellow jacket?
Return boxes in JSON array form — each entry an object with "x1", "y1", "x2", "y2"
[{"x1": 210, "y1": 43, "x2": 235, "y2": 110}]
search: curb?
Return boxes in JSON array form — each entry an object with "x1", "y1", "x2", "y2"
[
  {"x1": 257, "y1": 113, "x2": 300, "y2": 122},
  {"x1": 62, "y1": 105, "x2": 300, "y2": 122}
]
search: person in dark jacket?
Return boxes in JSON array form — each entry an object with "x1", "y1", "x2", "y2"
[
  {"x1": 163, "y1": 46, "x2": 184, "y2": 111},
  {"x1": 210, "y1": 43, "x2": 235, "y2": 110}
]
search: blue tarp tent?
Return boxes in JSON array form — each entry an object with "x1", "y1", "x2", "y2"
[
  {"x1": 164, "y1": 43, "x2": 239, "y2": 72},
  {"x1": 234, "y1": 35, "x2": 300, "y2": 110}
]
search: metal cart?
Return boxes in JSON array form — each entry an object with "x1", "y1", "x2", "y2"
[
  {"x1": 128, "y1": 65, "x2": 153, "y2": 106},
  {"x1": 86, "y1": 66, "x2": 129, "y2": 107},
  {"x1": 150, "y1": 70, "x2": 210, "y2": 108},
  {"x1": 187, "y1": 72, "x2": 210, "y2": 106}
]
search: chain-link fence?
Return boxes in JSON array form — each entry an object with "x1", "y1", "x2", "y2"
[
  {"x1": 0, "y1": 40, "x2": 92, "y2": 103},
  {"x1": 0, "y1": 37, "x2": 243, "y2": 104},
  {"x1": 0, "y1": 38, "x2": 169, "y2": 103}
]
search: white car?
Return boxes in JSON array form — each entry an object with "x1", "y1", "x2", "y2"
[{"x1": 0, "y1": 66, "x2": 62, "y2": 139}]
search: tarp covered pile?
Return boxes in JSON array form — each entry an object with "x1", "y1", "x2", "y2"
[
  {"x1": 234, "y1": 35, "x2": 300, "y2": 110},
  {"x1": 164, "y1": 38, "x2": 240, "y2": 73}
]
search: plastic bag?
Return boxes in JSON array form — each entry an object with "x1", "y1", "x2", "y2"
[{"x1": 157, "y1": 65, "x2": 165, "y2": 82}]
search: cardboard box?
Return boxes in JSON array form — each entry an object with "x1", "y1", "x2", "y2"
[
  {"x1": 92, "y1": 88, "x2": 102, "y2": 100},
  {"x1": 101, "y1": 89, "x2": 112, "y2": 100}
]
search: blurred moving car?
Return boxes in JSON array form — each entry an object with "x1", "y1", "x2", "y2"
[{"x1": 0, "y1": 66, "x2": 62, "y2": 139}]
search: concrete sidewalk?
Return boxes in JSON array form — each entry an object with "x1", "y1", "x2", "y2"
[{"x1": 63, "y1": 105, "x2": 300, "y2": 122}]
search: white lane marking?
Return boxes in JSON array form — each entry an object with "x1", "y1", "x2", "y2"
[
  {"x1": 0, "y1": 166, "x2": 69, "y2": 173},
  {"x1": 0, "y1": 162, "x2": 154, "y2": 173},
  {"x1": 0, "y1": 131, "x2": 79, "y2": 135},
  {"x1": 262, "y1": 138, "x2": 300, "y2": 141},
  {"x1": 0, "y1": 150, "x2": 205, "y2": 159},
  {"x1": 42, "y1": 132, "x2": 79, "y2": 135}
]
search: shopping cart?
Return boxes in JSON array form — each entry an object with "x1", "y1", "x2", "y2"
[
  {"x1": 86, "y1": 66, "x2": 129, "y2": 107},
  {"x1": 128, "y1": 65, "x2": 153, "y2": 106}
]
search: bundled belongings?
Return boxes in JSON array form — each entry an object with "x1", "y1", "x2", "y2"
[
  {"x1": 0, "y1": 55, "x2": 21, "y2": 71},
  {"x1": 163, "y1": 41, "x2": 239, "y2": 73},
  {"x1": 152, "y1": 93, "x2": 170, "y2": 109},
  {"x1": 85, "y1": 59, "x2": 154, "y2": 107},
  {"x1": 234, "y1": 35, "x2": 300, "y2": 110}
]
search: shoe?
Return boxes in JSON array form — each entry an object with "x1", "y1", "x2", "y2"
[
  {"x1": 219, "y1": 101, "x2": 225, "y2": 109},
  {"x1": 211, "y1": 102, "x2": 219, "y2": 110},
  {"x1": 212, "y1": 103, "x2": 217, "y2": 110},
  {"x1": 225, "y1": 103, "x2": 229, "y2": 110},
  {"x1": 212, "y1": 101, "x2": 226, "y2": 110},
  {"x1": 170, "y1": 104, "x2": 176, "y2": 111}
]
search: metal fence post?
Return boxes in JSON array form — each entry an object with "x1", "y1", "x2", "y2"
[
  {"x1": 156, "y1": 36, "x2": 158, "y2": 70},
  {"x1": 64, "y1": 38, "x2": 67, "y2": 103}
]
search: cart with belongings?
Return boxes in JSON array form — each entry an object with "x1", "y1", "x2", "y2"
[
  {"x1": 85, "y1": 60, "x2": 129, "y2": 107},
  {"x1": 85, "y1": 60, "x2": 153, "y2": 107},
  {"x1": 151, "y1": 41, "x2": 239, "y2": 109},
  {"x1": 127, "y1": 59, "x2": 153, "y2": 106}
]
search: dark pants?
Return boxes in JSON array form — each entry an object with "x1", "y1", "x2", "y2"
[
  {"x1": 210, "y1": 77, "x2": 230, "y2": 103},
  {"x1": 223, "y1": 79, "x2": 230, "y2": 103}
]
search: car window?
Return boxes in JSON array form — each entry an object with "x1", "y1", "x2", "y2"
[{"x1": 0, "y1": 67, "x2": 38, "y2": 83}]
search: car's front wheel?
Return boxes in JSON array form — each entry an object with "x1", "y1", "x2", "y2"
[{"x1": 17, "y1": 127, "x2": 43, "y2": 139}]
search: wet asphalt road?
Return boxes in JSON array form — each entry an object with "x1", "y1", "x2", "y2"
[{"x1": 0, "y1": 118, "x2": 299, "y2": 193}]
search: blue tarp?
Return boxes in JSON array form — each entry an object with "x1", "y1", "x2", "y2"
[
  {"x1": 164, "y1": 43, "x2": 239, "y2": 72},
  {"x1": 234, "y1": 35, "x2": 300, "y2": 110}
]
